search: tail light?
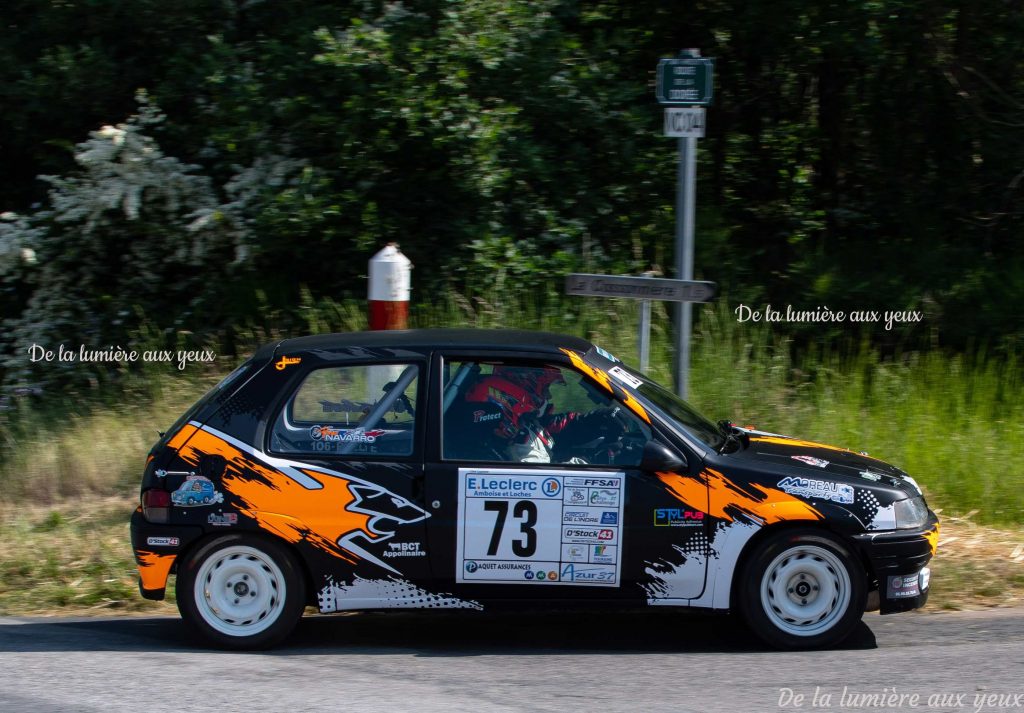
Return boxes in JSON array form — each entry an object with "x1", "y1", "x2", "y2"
[{"x1": 142, "y1": 489, "x2": 171, "y2": 524}]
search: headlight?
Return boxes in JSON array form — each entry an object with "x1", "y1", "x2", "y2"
[{"x1": 894, "y1": 496, "x2": 929, "y2": 529}]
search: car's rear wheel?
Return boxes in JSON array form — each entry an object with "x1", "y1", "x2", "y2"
[
  {"x1": 176, "y1": 534, "x2": 305, "y2": 650},
  {"x1": 738, "y1": 529, "x2": 866, "y2": 649}
]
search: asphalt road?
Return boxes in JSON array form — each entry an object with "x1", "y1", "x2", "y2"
[{"x1": 2, "y1": 607, "x2": 1023, "y2": 713}]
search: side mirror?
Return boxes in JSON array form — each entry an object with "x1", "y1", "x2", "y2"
[{"x1": 639, "y1": 440, "x2": 687, "y2": 473}]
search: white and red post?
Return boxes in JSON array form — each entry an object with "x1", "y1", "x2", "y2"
[{"x1": 368, "y1": 243, "x2": 412, "y2": 330}]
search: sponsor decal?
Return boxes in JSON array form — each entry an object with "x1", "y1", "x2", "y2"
[
  {"x1": 576, "y1": 478, "x2": 619, "y2": 488},
  {"x1": 608, "y1": 365, "x2": 644, "y2": 390},
  {"x1": 590, "y1": 489, "x2": 619, "y2": 507},
  {"x1": 560, "y1": 563, "x2": 616, "y2": 583},
  {"x1": 565, "y1": 487, "x2": 587, "y2": 504},
  {"x1": 384, "y1": 542, "x2": 426, "y2": 559},
  {"x1": 170, "y1": 475, "x2": 224, "y2": 507},
  {"x1": 207, "y1": 512, "x2": 238, "y2": 527},
  {"x1": 311, "y1": 426, "x2": 387, "y2": 444},
  {"x1": 562, "y1": 526, "x2": 617, "y2": 543},
  {"x1": 654, "y1": 508, "x2": 705, "y2": 527},
  {"x1": 465, "y1": 562, "x2": 532, "y2": 571},
  {"x1": 145, "y1": 536, "x2": 179, "y2": 547},
  {"x1": 589, "y1": 544, "x2": 616, "y2": 564},
  {"x1": 456, "y1": 468, "x2": 624, "y2": 587},
  {"x1": 859, "y1": 470, "x2": 883, "y2": 481},
  {"x1": 274, "y1": 355, "x2": 301, "y2": 371},
  {"x1": 887, "y1": 573, "x2": 922, "y2": 599},
  {"x1": 473, "y1": 409, "x2": 501, "y2": 423},
  {"x1": 561, "y1": 508, "x2": 618, "y2": 525},
  {"x1": 777, "y1": 476, "x2": 854, "y2": 504},
  {"x1": 791, "y1": 455, "x2": 830, "y2": 468},
  {"x1": 465, "y1": 475, "x2": 539, "y2": 497}
]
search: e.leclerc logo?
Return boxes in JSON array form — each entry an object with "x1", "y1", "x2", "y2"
[{"x1": 541, "y1": 478, "x2": 561, "y2": 497}]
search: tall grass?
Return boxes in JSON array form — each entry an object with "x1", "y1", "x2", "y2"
[{"x1": 1, "y1": 293, "x2": 1021, "y2": 524}]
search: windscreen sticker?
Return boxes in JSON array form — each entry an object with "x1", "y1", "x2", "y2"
[
  {"x1": 608, "y1": 365, "x2": 643, "y2": 390},
  {"x1": 790, "y1": 455, "x2": 829, "y2": 468},
  {"x1": 456, "y1": 468, "x2": 625, "y2": 587}
]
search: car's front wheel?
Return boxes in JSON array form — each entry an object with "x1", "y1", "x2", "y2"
[
  {"x1": 176, "y1": 535, "x2": 305, "y2": 650},
  {"x1": 738, "y1": 529, "x2": 866, "y2": 649}
]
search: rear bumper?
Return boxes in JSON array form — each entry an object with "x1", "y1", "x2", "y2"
[
  {"x1": 852, "y1": 513, "x2": 939, "y2": 614},
  {"x1": 130, "y1": 508, "x2": 204, "y2": 600}
]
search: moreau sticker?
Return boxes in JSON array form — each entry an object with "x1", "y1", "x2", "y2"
[{"x1": 778, "y1": 476, "x2": 855, "y2": 504}]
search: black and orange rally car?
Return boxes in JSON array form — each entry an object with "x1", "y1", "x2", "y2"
[{"x1": 131, "y1": 329, "x2": 938, "y2": 649}]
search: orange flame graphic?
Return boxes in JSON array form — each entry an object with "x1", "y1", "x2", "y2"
[
  {"x1": 136, "y1": 550, "x2": 175, "y2": 591},
  {"x1": 658, "y1": 468, "x2": 823, "y2": 524},
  {"x1": 560, "y1": 348, "x2": 651, "y2": 424}
]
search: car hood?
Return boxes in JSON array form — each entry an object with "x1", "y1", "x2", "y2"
[{"x1": 733, "y1": 429, "x2": 922, "y2": 495}]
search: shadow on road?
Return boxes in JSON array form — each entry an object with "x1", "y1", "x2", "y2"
[{"x1": 0, "y1": 610, "x2": 877, "y2": 656}]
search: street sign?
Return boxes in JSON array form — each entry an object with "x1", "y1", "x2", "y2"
[
  {"x1": 565, "y1": 274, "x2": 717, "y2": 303},
  {"x1": 664, "y1": 107, "x2": 706, "y2": 137},
  {"x1": 655, "y1": 58, "x2": 714, "y2": 105}
]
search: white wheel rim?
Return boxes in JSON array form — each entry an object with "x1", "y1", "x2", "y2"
[
  {"x1": 194, "y1": 545, "x2": 286, "y2": 637},
  {"x1": 760, "y1": 544, "x2": 852, "y2": 637}
]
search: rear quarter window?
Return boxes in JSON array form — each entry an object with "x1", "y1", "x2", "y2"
[{"x1": 270, "y1": 363, "x2": 419, "y2": 457}]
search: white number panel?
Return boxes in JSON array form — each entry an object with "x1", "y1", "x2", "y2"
[{"x1": 456, "y1": 468, "x2": 626, "y2": 587}]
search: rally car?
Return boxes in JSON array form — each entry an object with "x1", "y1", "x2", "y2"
[{"x1": 130, "y1": 329, "x2": 938, "y2": 649}]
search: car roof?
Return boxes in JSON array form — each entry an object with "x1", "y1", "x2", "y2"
[{"x1": 269, "y1": 328, "x2": 595, "y2": 356}]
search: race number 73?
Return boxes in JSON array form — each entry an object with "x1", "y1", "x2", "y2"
[{"x1": 484, "y1": 500, "x2": 537, "y2": 557}]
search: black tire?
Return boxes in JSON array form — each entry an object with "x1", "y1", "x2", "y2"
[
  {"x1": 176, "y1": 534, "x2": 306, "y2": 650},
  {"x1": 737, "y1": 528, "x2": 866, "y2": 650}
]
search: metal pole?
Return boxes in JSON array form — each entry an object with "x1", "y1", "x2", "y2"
[
  {"x1": 639, "y1": 299, "x2": 651, "y2": 373},
  {"x1": 638, "y1": 270, "x2": 654, "y2": 373},
  {"x1": 674, "y1": 135, "x2": 697, "y2": 399}
]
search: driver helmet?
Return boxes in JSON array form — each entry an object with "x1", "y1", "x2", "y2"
[{"x1": 464, "y1": 366, "x2": 563, "y2": 439}]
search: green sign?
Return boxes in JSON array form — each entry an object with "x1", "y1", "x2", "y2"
[{"x1": 655, "y1": 58, "x2": 714, "y2": 106}]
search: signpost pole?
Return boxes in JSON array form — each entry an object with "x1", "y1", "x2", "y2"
[{"x1": 674, "y1": 136, "x2": 698, "y2": 399}]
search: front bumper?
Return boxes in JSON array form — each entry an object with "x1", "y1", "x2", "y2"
[
  {"x1": 130, "y1": 508, "x2": 204, "y2": 600},
  {"x1": 852, "y1": 513, "x2": 939, "y2": 614}
]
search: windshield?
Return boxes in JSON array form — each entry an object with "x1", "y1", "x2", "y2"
[
  {"x1": 583, "y1": 346, "x2": 725, "y2": 451},
  {"x1": 635, "y1": 376, "x2": 725, "y2": 450}
]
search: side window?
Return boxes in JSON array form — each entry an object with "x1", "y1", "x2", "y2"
[
  {"x1": 270, "y1": 363, "x2": 418, "y2": 457},
  {"x1": 442, "y1": 359, "x2": 650, "y2": 466}
]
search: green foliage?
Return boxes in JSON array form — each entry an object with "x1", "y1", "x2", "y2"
[{"x1": 1, "y1": 0, "x2": 1023, "y2": 394}]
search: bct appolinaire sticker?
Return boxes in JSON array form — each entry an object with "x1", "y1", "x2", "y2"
[{"x1": 455, "y1": 468, "x2": 625, "y2": 587}]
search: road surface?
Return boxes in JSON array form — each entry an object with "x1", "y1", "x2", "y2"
[{"x1": 2, "y1": 607, "x2": 1023, "y2": 712}]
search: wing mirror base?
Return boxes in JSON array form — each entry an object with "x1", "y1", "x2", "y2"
[{"x1": 639, "y1": 441, "x2": 687, "y2": 473}]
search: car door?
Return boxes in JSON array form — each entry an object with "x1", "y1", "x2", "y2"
[
  {"x1": 422, "y1": 350, "x2": 708, "y2": 605},
  {"x1": 263, "y1": 356, "x2": 434, "y2": 604}
]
